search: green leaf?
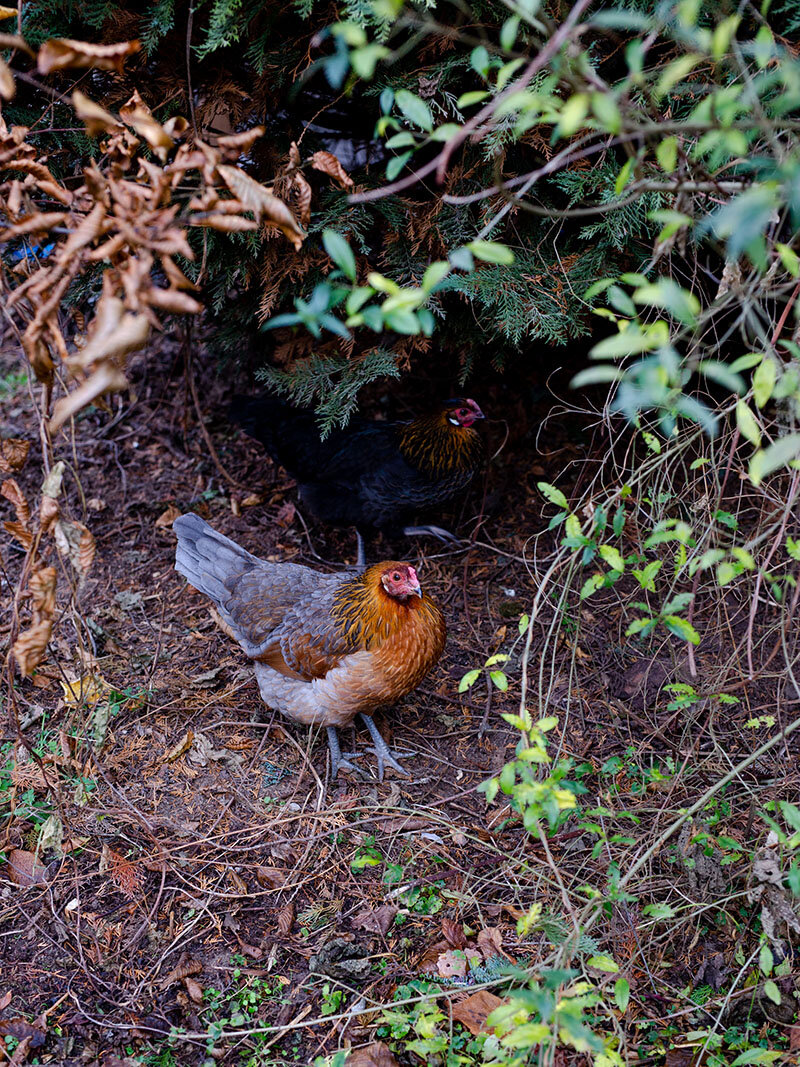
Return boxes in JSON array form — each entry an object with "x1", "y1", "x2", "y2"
[
  {"x1": 599, "y1": 544, "x2": 625, "y2": 571},
  {"x1": 422, "y1": 260, "x2": 450, "y2": 292},
  {"x1": 730, "y1": 1050, "x2": 784, "y2": 1066},
  {"x1": 711, "y1": 14, "x2": 740, "y2": 61},
  {"x1": 776, "y1": 242, "x2": 800, "y2": 278},
  {"x1": 350, "y1": 43, "x2": 389, "y2": 79},
  {"x1": 698, "y1": 360, "x2": 744, "y2": 393},
  {"x1": 322, "y1": 229, "x2": 356, "y2": 282},
  {"x1": 496, "y1": 57, "x2": 526, "y2": 91},
  {"x1": 615, "y1": 157, "x2": 633, "y2": 195},
  {"x1": 753, "y1": 357, "x2": 777, "y2": 408},
  {"x1": 730, "y1": 352, "x2": 764, "y2": 373},
  {"x1": 632, "y1": 278, "x2": 700, "y2": 326},
  {"x1": 763, "y1": 979, "x2": 781, "y2": 1005},
  {"x1": 749, "y1": 433, "x2": 800, "y2": 486},
  {"x1": 386, "y1": 151, "x2": 412, "y2": 181},
  {"x1": 613, "y1": 977, "x2": 630, "y2": 1012},
  {"x1": 571, "y1": 366, "x2": 624, "y2": 388},
  {"x1": 429, "y1": 123, "x2": 461, "y2": 142},
  {"x1": 591, "y1": 91, "x2": 622, "y2": 133},
  {"x1": 384, "y1": 131, "x2": 416, "y2": 149},
  {"x1": 537, "y1": 482, "x2": 568, "y2": 509},
  {"x1": 518, "y1": 613, "x2": 530, "y2": 635},
  {"x1": 457, "y1": 90, "x2": 489, "y2": 108},
  {"x1": 384, "y1": 308, "x2": 419, "y2": 334},
  {"x1": 580, "y1": 573, "x2": 605, "y2": 600},
  {"x1": 587, "y1": 954, "x2": 619, "y2": 973},
  {"x1": 458, "y1": 669, "x2": 481, "y2": 693},
  {"x1": 557, "y1": 92, "x2": 589, "y2": 137},
  {"x1": 656, "y1": 135, "x2": 678, "y2": 173},
  {"x1": 466, "y1": 240, "x2": 514, "y2": 264},
  {"x1": 736, "y1": 400, "x2": 761, "y2": 447},
  {"x1": 711, "y1": 185, "x2": 780, "y2": 270},
  {"x1": 500, "y1": 15, "x2": 520, "y2": 51},
  {"x1": 642, "y1": 902, "x2": 676, "y2": 918},
  {"x1": 759, "y1": 943, "x2": 774, "y2": 976},
  {"x1": 395, "y1": 89, "x2": 433, "y2": 131},
  {"x1": 717, "y1": 560, "x2": 738, "y2": 586},
  {"x1": 655, "y1": 53, "x2": 702, "y2": 98},
  {"x1": 663, "y1": 615, "x2": 700, "y2": 644},
  {"x1": 485, "y1": 653, "x2": 509, "y2": 667},
  {"x1": 489, "y1": 670, "x2": 508, "y2": 691},
  {"x1": 471, "y1": 45, "x2": 491, "y2": 77}
]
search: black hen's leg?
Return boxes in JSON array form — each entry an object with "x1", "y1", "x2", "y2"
[
  {"x1": 359, "y1": 714, "x2": 413, "y2": 780},
  {"x1": 402, "y1": 524, "x2": 462, "y2": 546},
  {"x1": 355, "y1": 529, "x2": 368, "y2": 569}
]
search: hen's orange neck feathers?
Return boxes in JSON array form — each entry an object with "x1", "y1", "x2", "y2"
[
  {"x1": 331, "y1": 562, "x2": 443, "y2": 651},
  {"x1": 398, "y1": 409, "x2": 485, "y2": 479}
]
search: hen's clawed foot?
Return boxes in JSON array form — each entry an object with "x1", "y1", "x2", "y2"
[
  {"x1": 327, "y1": 726, "x2": 367, "y2": 779},
  {"x1": 402, "y1": 524, "x2": 462, "y2": 547},
  {"x1": 358, "y1": 714, "x2": 414, "y2": 781}
]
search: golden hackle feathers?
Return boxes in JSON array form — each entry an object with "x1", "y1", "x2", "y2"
[{"x1": 398, "y1": 409, "x2": 485, "y2": 479}]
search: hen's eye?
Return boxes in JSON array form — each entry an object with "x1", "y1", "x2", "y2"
[{"x1": 392, "y1": 572, "x2": 401, "y2": 581}]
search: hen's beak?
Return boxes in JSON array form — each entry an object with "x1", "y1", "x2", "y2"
[{"x1": 410, "y1": 579, "x2": 422, "y2": 597}]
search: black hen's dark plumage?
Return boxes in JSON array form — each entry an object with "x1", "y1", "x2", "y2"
[{"x1": 230, "y1": 395, "x2": 485, "y2": 533}]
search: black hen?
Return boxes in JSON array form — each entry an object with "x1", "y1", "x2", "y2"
[{"x1": 230, "y1": 395, "x2": 485, "y2": 564}]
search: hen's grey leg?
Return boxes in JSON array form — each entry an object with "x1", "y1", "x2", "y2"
[
  {"x1": 403, "y1": 524, "x2": 462, "y2": 546},
  {"x1": 355, "y1": 530, "x2": 367, "y2": 570},
  {"x1": 359, "y1": 714, "x2": 412, "y2": 780},
  {"x1": 327, "y1": 726, "x2": 360, "y2": 778}
]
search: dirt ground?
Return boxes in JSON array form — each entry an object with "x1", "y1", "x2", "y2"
[{"x1": 2, "y1": 335, "x2": 799, "y2": 1066}]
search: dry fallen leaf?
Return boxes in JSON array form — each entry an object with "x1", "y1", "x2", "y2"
[
  {"x1": 0, "y1": 437, "x2": 29, "y2": 473},
  {"x1": 441, "y1": 915, "x2": 467, "y2": 949},
  {"x1": 477, "y1": 926, "x2": 504, "y2": 959},
  {"x1": 72, "y1": 90, "x2": 122, "y2": 136},
  {"x1": 163, "y1": 730, "x2": 194, "y2": 762},
  {"x1": 155, "y1": 504, "x2": 181, "y2": 528},
  {"x1": 451, "y1": 990, "x2": 503, "y2": 1035},
  {"x1": 216, "y1": 164, "x2": 305, "y2": 249},
  {"x1": 310, "y1": 150, "x2": 354, "y2": 189},
  {"x1": 277, "y1": 901, "x2": 295, "y2": 937},
  {"x1": 184, "y1": 977, "x2": 204, "y2": 1004},
  {"x1": 37, "y1": 37, "x2": 141, "y2": 75},
  {"x1": 161, "y1": 956, "x2": 202, "y2": 990},
  {"x1": 345, "y1": 1043, "x2": 399, "y2": 1067},
  {"x1": 352, "y1": 904, "x2": 397, "y2": 937},
  {"x1": 4, "y1": 849, "x2": 48, "y2": 887},
  {"x1": 436, "y1": 948, "x2": 468, "y2": 978},
  {"x1": 12, "y1": 621, "x2": 53, "y2": 677}
]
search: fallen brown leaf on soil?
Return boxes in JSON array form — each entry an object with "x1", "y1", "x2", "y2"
[
  {"x1": 477, "y1": 926, "x2": 504, "y2": 959},
  {"x1": 665, "y1": 1047, "x2": 707, "y2": 1067},
  {"x1": 277, "y1": 901, "x2": 295, "y2": 937},
  {"x1": 155, "y1": 504, "x2": 181, "y2": 528},
  {"x1": 0, "y1": 438, "x2": 29, "y2": 472},
  {"x1": 790, "y1": 1025, "x2": 800, "y2": 1052},
  {"x1": 4, "y1": 849, "x2": 48, "y2": 887},
  {"x1": 345, "y1": 1043, "x2": 399, "y2": 1067},
  {"x1": 160, "y1": 956, "x2": 202, "y2": 990},
  {"x1": 451, "y1": 990, "x2": 503, "y2": 1035},
  {"x1": 255, "y1": 866, "x2": 289, "y2": 888},
  {"x1": 184, "y1": 977, "x2": 204, "y2": 1004},
  {"x1": 163, "y1": 730, "x2": 193, "y2": 761},
  {"x1": 0, "y1": 1019, "x2": 45, "y2": 1049},
  {"x1": 441, "y1": 915, "x2": 467, "y2": 948},
  {"x1": 436, "y1": 949, "x2": 468, "y2": 978},
  {"x1": 352, "y1": 904, "x2": 397, "y2": 936},
  {"x1": 0, "y1": 991, "x2": 11, "y2": 1011}
]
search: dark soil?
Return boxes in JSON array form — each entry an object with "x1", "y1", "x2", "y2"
[{"x1": 1, "y1": 333, "x2": 798, "y2": 1066}]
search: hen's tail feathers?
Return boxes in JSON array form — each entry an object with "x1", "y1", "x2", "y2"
[{"x1": 174, "y1": 513, "x2": 257, "y2": 607}]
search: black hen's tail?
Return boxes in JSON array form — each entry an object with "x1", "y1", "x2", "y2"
[{"x1": 229, "y1": 393, "x2": 328, "y2": 481}]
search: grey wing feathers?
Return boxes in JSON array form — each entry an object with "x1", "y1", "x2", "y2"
[{"x1": 173, "y1": 513, "x2": 348, "y2": 657}]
